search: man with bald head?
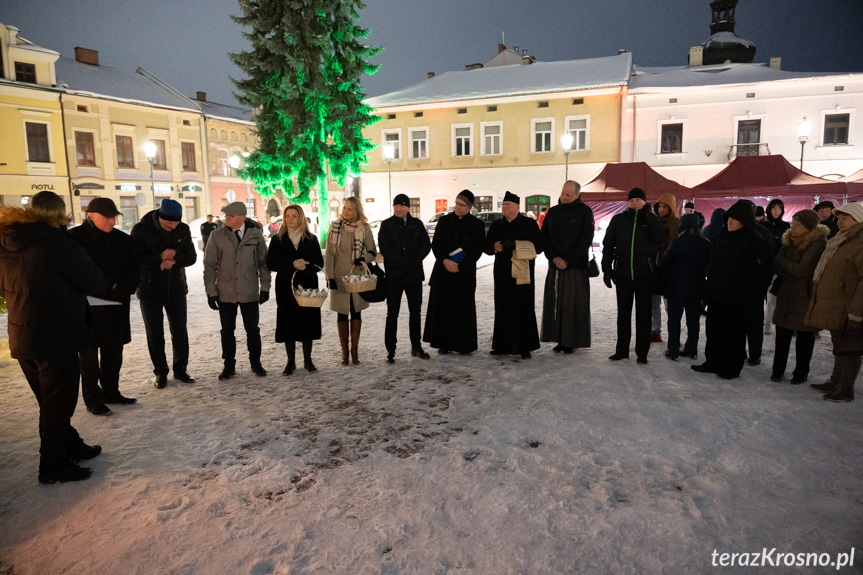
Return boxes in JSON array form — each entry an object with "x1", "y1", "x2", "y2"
[{"x1": 540, "y1": 181, "x2": 595, "y2": 353}]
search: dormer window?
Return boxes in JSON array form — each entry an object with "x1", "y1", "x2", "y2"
[{"x1": 15, "y1": 62, "x2": 37, "y2": 84}]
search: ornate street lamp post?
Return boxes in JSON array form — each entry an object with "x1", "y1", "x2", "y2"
[
  {"x1": 561, "y1": 133, "x2": 574, "y2": 180},
  {"x1": 797, "y1": 117, "x2": 811, "y2": 171},
  {"x1": 143, "y1": 141, "x2": 157, "y2": 209},
  {"x1": 383, "y1": 144, "x2": 394, "y2": 207}
]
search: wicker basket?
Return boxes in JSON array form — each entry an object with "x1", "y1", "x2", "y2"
[
  {"x1": 342, "y1": 261, "x2": 377, "y2": 294},
  {"x1": 292, "y1": 265, "x2": 328, "y2": 308}
]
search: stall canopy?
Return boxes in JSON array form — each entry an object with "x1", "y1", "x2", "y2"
[
  {"x1": 580, "y1": 161, "x2": 693, "y2": 225},
  {"x1": 841, "y1": 167, "x2": 863, "y2": 203},
  {"x1": 690, "y1": 155, "x2": 848, "y2": 218}
]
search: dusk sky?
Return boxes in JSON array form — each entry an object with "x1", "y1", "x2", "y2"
[{"x1": 3, "y1": 0, "x2": 862, "y2": 106}]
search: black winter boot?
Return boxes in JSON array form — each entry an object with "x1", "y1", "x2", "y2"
[
  {"x1": 302, "y1": 340, "x2": 317, "y2": 373},
  {"x1": 283, "y1": 341, "x2": 296, "y2": 376}
]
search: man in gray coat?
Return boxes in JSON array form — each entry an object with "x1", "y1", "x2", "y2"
[{"x1": 204, "y1": 202, "x2": 271, "y2": 379}]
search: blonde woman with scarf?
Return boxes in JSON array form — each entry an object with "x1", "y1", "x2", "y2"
[
  {"x1": 805, "y1": 202, "x2": 863, "y2": 402},
  {"x1": 325, "y1": 197, "x2": 376, "y2": 365}
]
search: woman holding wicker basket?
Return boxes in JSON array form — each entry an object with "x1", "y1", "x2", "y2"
[
  {"x1": 325, "y1": 197, "x2": 377, "y2": 365},
  {"x1": 266, "y1": 205, "x2": 324, "y2": 375}
]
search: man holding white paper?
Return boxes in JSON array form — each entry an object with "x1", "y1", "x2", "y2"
[{"x1": 423, "y1": 190, "x2": 486, "y2": 354}]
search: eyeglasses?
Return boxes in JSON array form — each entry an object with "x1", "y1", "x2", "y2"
[{"x1": 455, "y1": 202, "x2": 468, "y2": 208}]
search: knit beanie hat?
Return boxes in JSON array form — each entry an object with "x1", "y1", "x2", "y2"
[
  {"x1": 792, "y1": 209, "x2": 820, "y2": 231},
  {"x1": 628, "y1": 187, "x2": 646, "y2": 201},
  {"x1": 679, "y1": 213, "x2": 702, "y2": 232},
  {"x1": 456, "y1": 190, "x2": 475, "y2": 208},
  {"x1": 158, "y1": 199, "x2": 183, "y2": 222}
]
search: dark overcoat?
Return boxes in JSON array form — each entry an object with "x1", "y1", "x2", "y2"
[
  {"x1": 423, "y1": 212, "x2": 485, "y2": 352},
  {"x1": 378, "y1": 212, "x2": 431, "y2": 284},
  {"x1": 267, "y1": 233, "x2": 323, "y2": 342},
  {"x1": 483, "y1": 213, "x2": 544, "y2": 353},
  {"x1": 68, "y1": 219, "x2": 139, "y2": 345},
  {"x1": 0, "y1": 207, "x2": 108, "y2": 360}
]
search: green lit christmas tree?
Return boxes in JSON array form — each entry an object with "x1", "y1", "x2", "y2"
[{"x1": 230, "y1": 0, "x2": 382, "y2": 243}]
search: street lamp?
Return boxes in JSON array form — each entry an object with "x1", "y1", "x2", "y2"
[
  {"x1": 143, "y1": 141, "x2": 157, "y2": 208},
  {"x1": 383, "y1": 143, "x2": 394, "y2": 207},
  {"x1": 561, "y1": 133, "x2": 574, "y2": 180},
  {"x1": 797, "y1": 116, "x2": 811, "y2": 171}
]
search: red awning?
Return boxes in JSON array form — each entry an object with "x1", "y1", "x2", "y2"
[{"x1": 580, "y1": 161, "x2": 693, "y2": 203}]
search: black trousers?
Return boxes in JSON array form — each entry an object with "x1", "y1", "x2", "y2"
[
  {"x1": 140, "y1": 296, "x2": 189, "y2": 377},
  {"x1": 19, "y1": 354, "x2": 85, "y2": 473},
  {"x1": 385, "y1": 280, "x2": 423, "y2": 352},
  {"x1": 773, "y1": 326, "x2": 816, "y2": 378},
  {"x1": 745, "y1": 297, "x2": 765, "y2": 361},
  {"x1": 79, "y1": 341, "x2": 124, "y2": 405},
  {"x1": 705, "y1": 299, "x2": 747, "y2": 378},
  {"x1": 666, "y1": 297, "x2": 701, "y2": 357},
  {"x1": 218, "y1": 300, "x2": 261, "y2": 367},
  {"x1": 614, "y1": 277, "x2": 654, "y2": 359}
]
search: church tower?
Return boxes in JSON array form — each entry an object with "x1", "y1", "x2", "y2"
[{"x1": 689, "y1": 0, "x2": 756, "y2": 66}]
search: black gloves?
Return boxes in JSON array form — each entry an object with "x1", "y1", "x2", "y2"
[
  {"x1": 603, "y1": 273, "x2": 614, "y2": 289},
  {"x1": 259, "y1": 291, "x2": 269, "y2": 305},
  {"x1": 208, "y1": 296, "x2": 219, "y2": 310},
  {"x1": 353, "y1": 257, "x2": 365, "y2": 266},
  {"x1": 500, "y1": 239, "x2": 515, "y2": 250},
  {"x1": 328, "y1": 279, "x2": 337, "y2": 290}
]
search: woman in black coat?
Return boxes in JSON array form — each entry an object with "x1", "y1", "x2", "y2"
[{"x1": 266, "y1": 205, "x2": 324, "y2": 375}]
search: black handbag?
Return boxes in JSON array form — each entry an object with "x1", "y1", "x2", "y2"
[
  {"x1": 588, "y1": 256, "x2": 600, "y2": 278},
  {"x1": 833, "y1": 323, "x2": 863, "y2": 356},
  {"x1": 359, "y1": 262, "x2": 387, "y2": 303}
]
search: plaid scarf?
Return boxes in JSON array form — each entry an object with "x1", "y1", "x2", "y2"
[{"x1": 329, "y1": 218, "x2": 365, "y2": 261}]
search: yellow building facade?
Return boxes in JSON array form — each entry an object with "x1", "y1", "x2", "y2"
[
  {"x1": 0, "y1": 23, "x2": 69, "y2": 210},
  {"x1": 361, "y1": 52, "x2": 631, "y2": 221}
]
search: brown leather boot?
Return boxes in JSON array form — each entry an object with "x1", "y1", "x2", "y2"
[
  {"x1": 337, "y1": 321, "x2": 349, "y2": 365},
  {"x1": 350, "y1": 319, "x2": 362, "y2": 365}
]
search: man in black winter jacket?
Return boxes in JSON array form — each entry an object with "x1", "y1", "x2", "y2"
[
  {"x1": 130, "y1": 199, "x2": 197, "y2": 388},
  {"x1": 378, "y1": 193, "x2": 432, "y2": 363},
  {"x1": 602, "y1": 187, "x2": 668, "y2": 364},
  {"x1": 69, "y1": 198, "x2": 139, "y2": 414},
  {"x1": 693, "y1": 200, "x2": 772, "y2": 379},
  {"x1": 0, "y1": 191, "x2": 108, "y2": 483}
]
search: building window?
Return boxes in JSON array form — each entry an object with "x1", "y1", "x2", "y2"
[
  {"x1": 15, "y1": 62, "x2": 36, "y2": 83},
  {"x1": 382, "y1": 130, "x2": 401, "y2": 160},
  {"x1": 532, "y1": 119, "x2": 554, "y2": 153},
  {"x1": 487, "y1": 105, "x2": 497, "y2": 112},
  {"x1": 824, "y1": 114, "x2": 850, "y2": 145},
  {"x1": 409, "y1": 197, "x2": 421, "y2": 216},
  {"x1": 414, "y1": 111, "x2": 423, "y2": 118},
  {"x1": 25, "y1": 122, "x2": 50, "y2": 162},
  {"x1": 409, "y1": 128, "x2": 428, "y2": 159},
  {"x1": 181, "y1": 142, "x2": 196, "y2": 171},
  {"x1": 660, "y1": 123, "x2": 683, "y2": 154},
  {"x1": 183, "y1": 120, "x2": 192, "y2": 126},
  {"x1": 452, "y1": 124, "x2": 472, "y2": 157},
  {"x1": 572, "y1": 98, "x2": 584, "y2": 105},
  {"x1": 565, "y1": 116, "x2": 589, "y2": 151},
  {"x1": 457, "y1": 108, "x2": 467, "y2": 114},
  {"x1": 386, "y1": 113, "x2": 396, "y2": 120},
  {"x1": 736, "y1": 119, "x2": 761, "y2": 156},
  {"x1": 218, "y1": 150, "x2": 230, "y2": 176},
  {"x1": 538, "y1": 101, "x2": 549, "y2": 108},
  {"x1": 115, "y1": 135, "x2": 134, "y2": 168},
  {"x1": 475, "y1": 196, "x2": 493, "y2": 212},
  {"x1": 75, "y1": 132, "x2": 96, "y2": 166},
  {"x1": 77, "y1": 105, "x2": 88, "y2": 113},
  {"x1": 481, "y1": 121, "x2": 502, "y2": 156}
]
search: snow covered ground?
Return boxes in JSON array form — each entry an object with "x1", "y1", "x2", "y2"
[{"x1": 1, "y1": 252, "x2": 861, "y2": 574}]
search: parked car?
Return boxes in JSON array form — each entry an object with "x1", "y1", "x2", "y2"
[
  {"x1": 475, "y1": 210, "x2": 504, "y2": 234},
  {"x1": 426, "y1": 208, "x2": 454, "y2": 239}
]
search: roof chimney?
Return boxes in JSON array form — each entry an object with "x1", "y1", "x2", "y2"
[
  {"x1": 465, "y1": 63, "x2": 483, "y2": 71},
  {"x1": 769, "y1": 57, "x2": 781, "y2": 70},
  {"x1": 427, "y1": 72, "x2": 435, "y2": 79},
  {"x1": 74, "y1": 47, "x2": 99, "y2": 66},
  {"x1": 688, "y1": 46, "x2": 703, "y2": 67},
  {"x1": 196, "y1": 91, "x2": 207, "y2": 101},
  {"x1": 498, "y1": 43, "x2": 506, "y2": 54},
  {"x1": 522, "y1": 50, "x2": 532, "y2": 65},
  {"x1": 618, "y1": 49, "x2": 627, "y2": 55}
]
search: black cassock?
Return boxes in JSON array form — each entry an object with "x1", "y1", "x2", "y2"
[
  {"x1": 423, "y1": 212, "x2": 486, "y2": 353},
  {"x1": 266, "y1": 233, "x2": 324, "y2": 342},
  {"x1": 483, "y1": 213, "x2": 544, "y2": 353}
]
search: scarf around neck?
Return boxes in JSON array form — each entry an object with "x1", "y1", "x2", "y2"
[{"x1": 812, "y1": 231, "x2": 848, "y2": 284}]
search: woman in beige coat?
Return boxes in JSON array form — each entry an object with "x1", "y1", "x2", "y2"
[
  {"x1": 325, "y1": 197, "x2": 376, "y2": 365},
  {"x1": 805, "y1": 202, "x2": 863, "y2": 402}
]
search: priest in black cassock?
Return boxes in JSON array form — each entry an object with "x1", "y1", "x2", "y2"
[
  {"x1": 423, "y1": 190, "x2": 486, "y2": 354},
  {"x1": 484, "y1": 191, "x2": 544, "y2": 359},
  {"x1": 540, "y1": 180, "x2": 595, "y2": 353}
]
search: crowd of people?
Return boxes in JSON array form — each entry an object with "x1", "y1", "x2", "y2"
[{"x1": 1, "y1": 184, "x2": 861, "y2": 484}]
